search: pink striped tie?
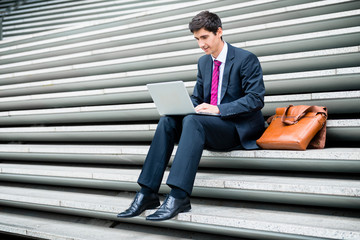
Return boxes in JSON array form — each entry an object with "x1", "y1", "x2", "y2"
[{"x1": 210, "y1": 60, "x2": 221, "y2": 105}]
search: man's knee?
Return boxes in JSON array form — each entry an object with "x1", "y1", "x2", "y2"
[
  {"x1": 182, "y1": 115, "x2": 204, "y2": 130},
  {"x1": 157, "y1": 116, "x2": 179, "y2": 131},
  {"x1": 159, "y1": 116, "x2": 175, "y2": 125}
]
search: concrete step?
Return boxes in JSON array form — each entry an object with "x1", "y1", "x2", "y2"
[
  {"x1": 0, "y1": 4, "x2": 14, "y2": 16},
  {"x1": 0, "y1": 185, "x2": 359, "y2": 239},
  {"x1": 0, "y1": 206, "x2": 239, "y2": 240},
  {"x1": 0, "y1": 145, "x2": 358, "y2": 172},
  {"x1": 264, "y1": 66, "x2": 360, "y2": 95},
  {"x1": 0, "y1": 66, "x2": 358, "y2": 98},
  {"x1": 0, "y1": 119, "x2": 357, "y2": 142},
  {"x1": 7, "y1": 0, "x2": 111, "y2": 13},
  {"x1": 0, "y1": 163, "x2": 359, "y2": 209},
  {"x1": 1, "y1": 0, "x2": 331, "y2": 46},
  {"x1": 4, "y1": 0, "x2": 173, "y2": 24},
  {"x1": 1, "y1": 28, "x2": 358, "y2": 86},
  {"x1": 1, "y1": 44, "x2": 359, "y2": 84},
  {"x1": 264, "y1": 90, "x2": 360, "y2": 115},
  {"x1": 2, "y1": 23, "x2": 358, "y2": 65},
  {"x1": 1, "y1": 0, "x2": 358, "y2": 239},
  {"x1": 0, "y1": 0, "x2": 21, "y2": 12},
  {"x1": 0, "y1": 12, "x2": 359, "y2": 71},
  {"x1": 0, "y1": 90, "x2": 357, "y2": 125},
  {"x1": 0, "y1": 81, "x2": 194, "y2": 110},
  {"x1": 0, "y1": 0, "x2": 227, "y2": 40},
  {"x1": 0, "y1": 124, "x2": 157, "y2": 142},
  {"x1": 4, "y1": 0, "x2": 106, "y2": 14},
  {"x1": 3, "y1": 0, "x2": 180, "y2": 37},
  {"x1": 0, "y1": 65, "x2": 197, "y2": 97},
  {"x1": 0, "y1": 72, "x2": 359, "y2": 110},
  {"x1": 0, "y1": 0, "x2": 17, "y2": 9}
]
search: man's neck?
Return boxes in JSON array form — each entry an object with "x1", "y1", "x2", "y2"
[{"x1": 211, "y1": 40, "x2": 224, "y2": 59}]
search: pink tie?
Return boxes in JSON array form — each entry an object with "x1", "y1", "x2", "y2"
[{"x1": 210, "y1": 60, "x2": 221, "y2": 105}]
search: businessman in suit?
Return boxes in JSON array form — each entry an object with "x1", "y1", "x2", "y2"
[{"x1": 117, "y1": 11, "x2": 265, "y2": 221}]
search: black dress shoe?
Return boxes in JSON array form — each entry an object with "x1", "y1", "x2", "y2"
[
  {"x1": 146, "y1": 195, "x2": 191, "y2": 221},
  {"x1": 117, "y1": 192, "x2": 160, "y2": 218}
]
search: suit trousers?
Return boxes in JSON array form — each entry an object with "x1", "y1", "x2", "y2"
[{"x1": 137, "y1": 114, "x2": 242, "y2": 195}]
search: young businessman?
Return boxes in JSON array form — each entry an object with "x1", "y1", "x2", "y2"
[{"x1": 117, "y1": 11, "x2": 265, "y2": 221}]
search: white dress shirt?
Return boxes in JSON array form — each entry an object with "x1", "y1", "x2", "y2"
[{"x1": 211, "y1": 41, "x2": 228, "y2": 105}]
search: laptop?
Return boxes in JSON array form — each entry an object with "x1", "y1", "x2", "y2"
[{"x1": 147, "y1": 81, "x2": 220, "y2": 116}]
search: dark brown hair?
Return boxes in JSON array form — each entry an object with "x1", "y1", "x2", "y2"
[{"x1": 189, "y1": 11, "x2": 222, "y2": 36}]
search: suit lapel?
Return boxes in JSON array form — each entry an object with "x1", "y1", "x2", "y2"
[{"x1": 220, "y1": 44, "x2": 235, "y2": 102}]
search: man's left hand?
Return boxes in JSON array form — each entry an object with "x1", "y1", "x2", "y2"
[{"x1": 195, "y1": 103, "x2": 220, "y2": 114}]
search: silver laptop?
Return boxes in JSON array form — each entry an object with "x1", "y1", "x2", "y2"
[{"x1": 147, "y1": 81, "x2": 219, "y2": 116}]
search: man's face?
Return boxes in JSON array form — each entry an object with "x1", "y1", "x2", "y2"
[{"x1": 193, "y1": 27, "x2": 223, "y2": 58}]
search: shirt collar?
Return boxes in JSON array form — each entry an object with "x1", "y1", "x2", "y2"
[{"x1": 212, "y1": 41, "x2": 227, "y2": 64}]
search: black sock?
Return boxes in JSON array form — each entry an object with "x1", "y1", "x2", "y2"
[
  {"x1": 140, "y1": 186, "x2": 154, "y2": 195},
  {"x1": 170, "y1": 187, "x2": 188, "y2": 199}
]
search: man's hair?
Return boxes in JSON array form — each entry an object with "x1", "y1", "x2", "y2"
[{"x1": 189, "y1": 11, "x2": 222, "y2": 35}]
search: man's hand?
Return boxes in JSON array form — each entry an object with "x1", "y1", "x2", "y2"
[{"x1": 195, "y1": 103, "x2": 220, "y2": 114}]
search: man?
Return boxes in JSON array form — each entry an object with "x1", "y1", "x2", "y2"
[{"x1": 117, "y1": 11, "x2": 265, "y2": 221}]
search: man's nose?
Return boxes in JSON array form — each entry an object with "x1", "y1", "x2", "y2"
[{"x1": 198, "y1": 40, "x2": 205, "y2": 48}]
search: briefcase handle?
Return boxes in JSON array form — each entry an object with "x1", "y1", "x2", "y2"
[{"x1": 281, "y1": 105, "x2": 328, "y2": 125}]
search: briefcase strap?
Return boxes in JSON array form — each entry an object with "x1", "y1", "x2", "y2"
[{"x1": 281, "y1": 105, "x2": 328, "y2": 125}]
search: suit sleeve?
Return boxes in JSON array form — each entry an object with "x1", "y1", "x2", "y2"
[{"x1": 218, "y1": 53, "x2": 265, "y2": 118}]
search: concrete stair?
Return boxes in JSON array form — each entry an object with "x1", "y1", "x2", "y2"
[
  {"x1": 0, "y1": 91, "x2": 358, "y2": 124},
  {"x1": 0, "y1": 119, "x2": 358, "y2": 142},
  {"x1": 1, "y1": 0, "x2": 211, "y2": 38},
  {"x1": 2, "y1": 0, "x2": 183, "y2": 38},
  {"x1": 0, "y1": 0, "x2": 359, "y2": 239},
  {"x1": 0, "y1": 145, "x2": 359, "y2": 172},
  {"x1": 0, "y1": 206, "x2": 241, "y2": 240},
  {"x1": 0, "y1": 163, "x2": 359, "y2": 208},
  {"x1": 0, "y1": 184, "x2": 359, "y2": 240}
]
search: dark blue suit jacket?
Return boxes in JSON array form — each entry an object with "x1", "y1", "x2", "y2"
[{"x1": 191, "y1": 43, "x2": 265, "y2": 149}]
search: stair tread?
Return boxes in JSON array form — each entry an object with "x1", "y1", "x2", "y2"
[
  {"x1": 0, "y1": 144, "x2": 358, "y2": 160},
  {"x1": 1, "y1": 0, "x2": 222, "y2": 40},
  {"x1": 1, "y1": 1, "x2": 356, "y2": 48},
  {"x1": 0, "y1": 119, "x2": 357, "y2": 133},
  {"x1": 0, "y1": 90, "x2": 358, "y2": 122},
  {"x1": 0, "y1": 67, "x2": 358, "y2": 98},
  {"x1": 2, "y1": 25, "x2": 358, "y2": 64},
  {"x1": 1, "y1": 44, "x2": 358, "y2": 74},
  {"x1": 0, "y1": 144, "x2": 360, "y2": 158},
  {"x1": 0, "y1": 48, "x2": 358, "y2": 99},
  {"x1": 1, "y1": 163, "x2": 359, "y2": 197},
  {"x1": 0, "y1": 145, "x2": 358, "y2": 173},
  {"x1": 0, "y1": 185, "x2": 359, "y2": 239},
  {"x1": 1, "y1": 0, "x2": 359, "y2": 239},
  {"x1": 0, "y1": 206, "x2": 236, "y2": 240},
  {"x1": 3, "y1": 0, "x2": 165, "y2": 25},
  {"x1": 0, "y1": 86, "x2": 359, "y2": 113}
]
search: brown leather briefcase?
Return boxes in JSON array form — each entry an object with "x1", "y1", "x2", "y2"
[{"x1": 256, "y1": 105, "x2": 328, "y2": 150}]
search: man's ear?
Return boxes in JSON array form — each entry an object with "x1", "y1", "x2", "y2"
[{"x1": 217, "y1": 27, "x2": 223, "y2": 38}]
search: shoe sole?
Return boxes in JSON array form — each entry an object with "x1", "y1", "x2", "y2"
[
  {"x1": 181, "y1": 204, "x2": 191, "y2": 213},
  {"x1": 146, "y1": 203, "x2": 192, "y2": 221},
  {"x1": 117, "y1": 200, "x2": 160, "y2": 218}
]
